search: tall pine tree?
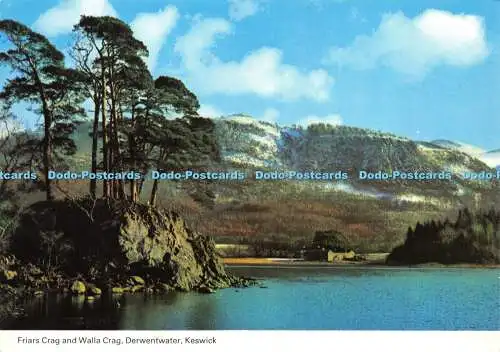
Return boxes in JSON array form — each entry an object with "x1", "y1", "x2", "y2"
[{"x1": 0, "y1": 20, "x2": 85, "y2": 201}]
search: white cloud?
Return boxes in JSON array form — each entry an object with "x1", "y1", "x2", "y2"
[
  {"x1": 33, "y1": 0, "x2": 117, "y2": 36},
  {"x1": 324, "y1": 9, "x2": 489, "y2": 78},
  {"x1": 198, "y1": 104, "x2": 225, "y2": 118},
  {"x1": 131, "y1": 6, "x2": 179, "y2": 73},
  {"x1": 260, "y1": 108, "x2": 280, "y2": 122},
  {"x1": 228, "y1": 0, "x2": 260, "y2": 21},
  {"x1": 297, "y1": 114, "x2": 343, "y2": 127},
  {"x1": 175, "y1": 18, "x2": 334, "y2": 101}
]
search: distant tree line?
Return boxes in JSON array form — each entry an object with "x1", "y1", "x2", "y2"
[
  {"x1": 388, "y1": 208, "x2": 500, "y2": 264},
  {"x1": 305, "y1": 123, "x2": 403, "y2": 139}
]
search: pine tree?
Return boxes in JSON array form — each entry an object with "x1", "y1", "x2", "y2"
[
  {"x1": 73, "y1": 15, "x2": 148, "y2": 199},
  {"x1": 0, "y1": 19, "x2": 85, "y2": 201}
]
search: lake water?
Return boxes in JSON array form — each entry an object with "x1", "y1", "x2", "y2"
[{"x1": 8, "y1": 266, "x2": 500, "y2": 330}]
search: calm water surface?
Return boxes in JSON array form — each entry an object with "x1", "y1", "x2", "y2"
[{"x1": 9, "y1": 266, "x2": 500, "y2": 330}]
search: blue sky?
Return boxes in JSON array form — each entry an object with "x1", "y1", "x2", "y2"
[{"x1": 0, "y1": 0, "x2": 499, "y2": 150}]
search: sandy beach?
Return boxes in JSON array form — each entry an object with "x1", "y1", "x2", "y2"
[
  {"x1": 222, "y1": 253, "x2": 389, "y2": 266},
  {"x1": 222, "y1": 255, "x2": 500, "y2": 268}
]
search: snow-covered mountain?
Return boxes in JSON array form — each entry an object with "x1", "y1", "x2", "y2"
[
  {"x1": 60, "y1": 115, "x2": 498, "y2": 204},
  {"x1": 215, "y1": 116, "x2": 491, "y2": 174},
  {"x1": 212, "y1": 115, "x2": 499, "y2": 204},
  {"x1": 480, "y1": 149, "x2": 500, "y2": 168},
  {"x1": 429, "y1": 139, "x2": 485, "y2": 155},
  {"x1": 215, "y1": 114, "x2": 281, "y2": 168},
  {"x1": 428, "y1": 139, "x2": 499, "y2": 168}
]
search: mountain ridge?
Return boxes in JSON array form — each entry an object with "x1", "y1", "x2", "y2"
[
  {"x1": 4, "y1": 114, "x2": 499, "y2": 252},
  {"x1": 9, "y1": 114, "x2": 497, "y2": 203}
]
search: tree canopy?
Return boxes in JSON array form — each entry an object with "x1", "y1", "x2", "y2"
[
  {"x1": 0, "y1": 16, "x2": 220, "y2": 207},
  {"x1": 0, "y1": 19, "x2": 85, "y2": 201}
]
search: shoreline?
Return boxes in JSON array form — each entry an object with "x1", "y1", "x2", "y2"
[
  {"x1": 222, "y1": 257, "x2": 500, "y2": 268},
  {"x1": 222, "y1": 253, "x2": 389, "y2": 265}
]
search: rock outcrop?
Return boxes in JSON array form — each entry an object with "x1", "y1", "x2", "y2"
[
  {"x1": 70, "y1": 281, "x2": 86, "y2": 295},
  {"x1": 11, "y1": 198, "x2": 249, "y2": 291}
]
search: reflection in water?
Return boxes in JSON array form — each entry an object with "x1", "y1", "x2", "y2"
[
  {"x1": 7, "y1": 266, "x2": 500, "y2": 330},
  {"x1": 11, "y1": 292, "x2": 124, "y2": 329},
  {"x1": 190, "y1": 296, "x2": 218, "y2": 330},
  {"x1": 119, "y1": 293, "x2": 180, "y2": 329},
  {"x1": 71, "y1": 295, "x2": 85, "y2": 310},
  {"x1": 119, "y1": 292, "x2": 219, "y2": 330}
]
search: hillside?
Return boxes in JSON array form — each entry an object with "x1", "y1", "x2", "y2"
[
  {"x1": 429, "y1": 139, "x2": 485, "y2": 156},
  {"x1": 65, "y1": 115, "x2": 498, "y2": 202},
  {"x1": 479, "y1": 149, "x2": 500, "y2": 168},
  {"x1": 4, "y1": 115, "x2": 500, "y2": 253},
  {"x1": 429, "y1": 139, "x2": 500, "y2": 168},
  {"x1": 214, "y1": 115, "x2": 496, "y2": 197}
]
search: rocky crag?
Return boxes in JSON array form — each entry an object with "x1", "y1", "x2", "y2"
[
  {"x1": 0, "y1": 197, "x2": 253, "y2": 325},
  {"x1": 7, "y1": 198, "x2": 251, "y2": 292}
]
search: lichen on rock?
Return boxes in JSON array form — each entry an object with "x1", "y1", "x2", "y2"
[
  {"x1": 70, "y1": 281, "x2": 86, "y2": 295},
  {"x1": 0, "y1": 270, "x2": 17, "y2": 282}
]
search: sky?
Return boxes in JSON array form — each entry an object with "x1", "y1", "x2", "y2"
[{"x1": 0, "y1": 0, "x2": 499, "y2": 150}]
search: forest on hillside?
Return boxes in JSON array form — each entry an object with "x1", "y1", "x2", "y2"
[{"x1": 387, "y1": 208, "x2": 500, "y2": 264}]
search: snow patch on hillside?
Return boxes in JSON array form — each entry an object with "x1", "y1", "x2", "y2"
[
  {"x1": 220, "y1": 114, "x2": 279, "y2": 136},
  {"x1": 223, "y1": 151, "x2": 278, "y2": 168},
  {"x1": 319, "y1": 182, "x2": 392, "y2": 199},
  {"x1": 431, "y1": 139, "x2": 485, "y2": 156},
  {"x1": 478, "y1": 151, "x2": 500, "y2": 168},
  {"x1": 322, "y1": 183, "x2": 377, "y2": 197},
  {"x1": 417, "y1": 144, "x2": 438, "y2": 152},
  {"x1": 393, "y1": 194, "x2": 450, "y2": 206},
  {"x1": 250, "y1": 134, "x2": 278, "y2": 151}
]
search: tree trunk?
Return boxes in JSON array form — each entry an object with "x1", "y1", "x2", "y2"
[
  {"x1": 137, "y1": 144, "x2": 153, "y2": 198},
  {"x1": 109, "y1": 76, "x2": 124, "y2": 200},
  {"x1": 109, "y1": 113, "x2": 118, "y2": 199},
  {"x1": 149, "y1": 149, "x2": 167, "y2": 206},
  {"x1": 129, "y1": 174, "x2": 136, "y2": 202},
  {"x1": 129, "y1": 134, "x2": 137, "y2": 201},
  {"x1": 129, "y1": 107, "x2": 137, "y2": 202},
  {"x1": 117, "y1": 180, "x2": 126, "y2": 200},
  {"x1": 35, "y1": 71, "x2": 53, "y2": 202},
  {"x1": 107, "y1": 60, "x2": 118, "y2": 199},
  {"x1": 107, "y1": 104, "x2": 115, "y2": 198},
  {"x1": 129, "y1": 134, "x2": 138, "y2": 202},
  {"x1": 90, "y1": 96, "x2": 100, "y2": 198},
  {"x1": 150, "y1": 179, "x2": 159, "y2": 207},
  {"x1": 138, "y1": 178, "x2": 144, "y2": 197},
  {"x1": 43, "y1": 109, "x2": 53, "y2": 201},
  {"x1": 101, "y1": 63, "x2": 109, "y2": 198}
]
